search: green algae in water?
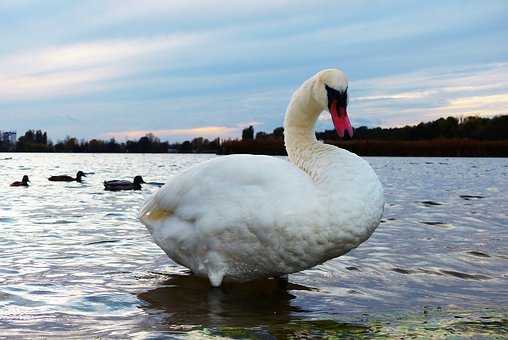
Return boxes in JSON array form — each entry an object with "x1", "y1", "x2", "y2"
[{"x1": 190, "y1": 309, "x2": 507, "y2": 339}]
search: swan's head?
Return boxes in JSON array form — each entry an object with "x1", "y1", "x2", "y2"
[{"x1": 313, "y1": 69, "x2": 352, "y2": 138}]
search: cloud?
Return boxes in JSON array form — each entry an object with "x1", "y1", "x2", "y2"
[
  {"x1": 0, "y1": 34, "x2": 203, "y2": 100},
  {"x1": 0, "y1": 66, "x2": 122, "y2": 100},
  {"x1": 348, "y1": 63, "x2": 508, "y2": 126},
  {"x1": 103, "y1": 123, "x2": 262, "y2": 141},
  {"x1": 104, "y1": 126, "x2": 238, "y2": 140},
  {"x1": 90, "y1": 0, "x2": 331, "y2": 26},
  {"x1": 448, "y1": 94, "x2": 508, "y2": 107},
  {"x1": 0, "y1": 0, "x2": 36, "y2": 10},
  {"x1": 316, "y1": 62, "x2": 508, "y2": 128},
  {"x1": 1, "y1": 1, "x2": 507, "y2": 139},
  {"x1": 436, "y1": 94, "x2": 508, "y2": 117}
]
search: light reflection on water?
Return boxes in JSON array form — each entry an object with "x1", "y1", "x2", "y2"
[{"x1": 0, "y1": 153, "x2": 507, "y2": 338}]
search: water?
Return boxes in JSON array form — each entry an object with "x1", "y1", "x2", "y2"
[{"x1": 0, "y1": 153, "x2": 507, "y2": 338}]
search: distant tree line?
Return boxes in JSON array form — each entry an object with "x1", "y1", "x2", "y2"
[
  {"x1": 1, "y1": 115, "x2": 507, "y2": 156},
  {"x1": 316, "y1": 115, "x2": 508, "y2": 141},
  {"x1": 14, "y1": 129, "x2": 49, "y2": 152},
  {"x1": 169, "y1": 137, "x2": 221, "y2": 153},
  {"x1": 221, "y1": 115, "x2": 508, "y2": 156},
  {"x1": 0, "y1": 131, "x2": 169, "y2": 153}
]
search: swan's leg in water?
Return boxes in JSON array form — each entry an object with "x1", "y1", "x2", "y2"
[
  {"x1": 206, "y1": 251, "x2": 226, "y2": 287},
  {"x1": 208, "y1": 270, "x2": 225, "y2": 287}
]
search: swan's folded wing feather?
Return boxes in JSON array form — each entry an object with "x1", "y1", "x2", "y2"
[{"x1": 139, "y1": 154, "x2": 319, "y2": 235}]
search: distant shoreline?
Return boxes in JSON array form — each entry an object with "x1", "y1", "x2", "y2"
[
  {"x1": 218, "y1": 138, "x2": 508, "y2": 157},
  {"x1": 2, "y1": 115, "x2": 507, "y2": 157},
  {"x1": 2, "y1": 138, "x2": 508, "y2": 157}
]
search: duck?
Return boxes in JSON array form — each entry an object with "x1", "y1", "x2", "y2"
[
  {"x1": 139, "y1": 69, "x2": 384, "y2": 287},
  {"x1": 104, "y1": 175, "x2": 145, "y2": 191},
  {"x1": 48, "y1": 171, "x2": 86, "y2": 182},
  {"x1": 10, "y1": 175, "x2": 30, "y2": 187}
]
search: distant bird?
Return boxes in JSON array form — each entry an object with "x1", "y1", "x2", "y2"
[
  {"x1": 139, "y1": 69, "x2": 384, "y2": 287},
  {"x1": 104, "y1": 175, "x2": 145, "y2": 191},
  {"x1": 10, "y1": 175, "x2": 30, "y2": 187},
  {"x1": 48, "y1": 171, "x2": 86, "y2": 182}
]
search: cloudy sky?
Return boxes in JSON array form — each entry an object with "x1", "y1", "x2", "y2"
[{"x1": 1, "y1": 0, "x2": 507, "y2": 141}]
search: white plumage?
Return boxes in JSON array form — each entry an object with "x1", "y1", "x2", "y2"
[{"x1": 139, "y1": 69, "x2": 384, "y2": 286}]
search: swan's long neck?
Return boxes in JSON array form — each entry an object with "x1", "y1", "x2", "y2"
[{"x1": 283, "y1": 79, "x2": 334, "y2": 183}]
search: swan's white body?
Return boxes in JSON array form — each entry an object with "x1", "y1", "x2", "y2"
[{"x1": 139, "y1": 69, "x2": 384, "y2": 286}]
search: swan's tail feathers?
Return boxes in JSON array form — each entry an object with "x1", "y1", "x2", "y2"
[
  {"x1": 138, "y1": 195, "x2": 155, "y2": 222},
  {"x1": 138, "y1": 193, "x2": 174, "y2": 232}
]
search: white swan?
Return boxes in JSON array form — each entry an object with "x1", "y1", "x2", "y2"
[{"x1": 139, "y1": 69, "x2": 384, "y2": 287}]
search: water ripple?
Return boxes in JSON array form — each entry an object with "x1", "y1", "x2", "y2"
[{"x1": 0, "y1": 154, "x2": 507, "y2": 338}]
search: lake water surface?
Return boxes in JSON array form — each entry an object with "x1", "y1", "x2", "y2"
[{"x1": 0, "y1": 153, "x2": 507, "y2": 338}]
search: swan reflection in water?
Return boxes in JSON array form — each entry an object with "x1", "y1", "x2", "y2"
[
  {"x1": 137, "y1": 274, "x2": 371, "y2": 337},
  {"x1": 137, "y1": 274, "x2": 307, "y2": 327}
]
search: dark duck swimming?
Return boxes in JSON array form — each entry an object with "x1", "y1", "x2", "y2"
[
  {"x1": 10, "y1": 175, "x2": 30, "y2": 187},
  {"x1": 48, "y1": 171, "x2": 86, "y2": 182},
  {"x1": 104, "y1": 176, "x2": 145, "y2": 191}
]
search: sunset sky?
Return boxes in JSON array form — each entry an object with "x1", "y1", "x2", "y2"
[{"x1": 1, "y1": 0, "x2": 507, "y2": 141}]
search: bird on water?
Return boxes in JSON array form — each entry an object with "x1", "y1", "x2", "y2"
[
  {"x1": 139, "y1": 69, "x2": 384, "y2": 287},
  {"x1": 10, "y1": 175, "x2": 30, "y2": 187},
  {"x1": 104, "y1": 176, "x2": 145, "y2": 191},
  {"x1": 48, "y1": 171, "x2": 86, "y2": 182}
]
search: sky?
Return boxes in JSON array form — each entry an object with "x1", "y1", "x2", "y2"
[{"x1": 0, "y1": 0, "x2": 507, "y2": 142}]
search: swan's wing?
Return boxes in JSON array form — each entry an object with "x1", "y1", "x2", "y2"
[
  {"x1": 139, "y1": 155, "x2": 321, "y2": 275},
  {"x1": 140, "y1": 154, "x2": 318, "y2": 226}
]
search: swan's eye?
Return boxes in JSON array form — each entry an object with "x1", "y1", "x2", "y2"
[{"x1": 325, "y1": 84, "x2": 348, "y2": 109}]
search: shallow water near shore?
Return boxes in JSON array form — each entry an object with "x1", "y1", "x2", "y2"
[{"x1": 0, "y1": 153, "x2": 507, "y2": 338}]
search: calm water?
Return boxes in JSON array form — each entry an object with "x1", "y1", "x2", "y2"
[{"x1": 0, "y1": 153, "x2": 507, "y2": 338}]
